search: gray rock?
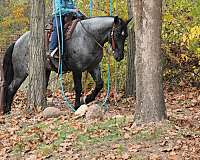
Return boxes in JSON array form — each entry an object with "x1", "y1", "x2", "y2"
[
  {"x1": 42, "y1": 107, "x2": 62, "y2": 118},
  {"x1": 85, "y1": 104, "x2": 104, "y2": 121},
  {"x1": 74, "y1": 104, "x2": 88, "y2": 119}
]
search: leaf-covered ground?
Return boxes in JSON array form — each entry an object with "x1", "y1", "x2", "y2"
[{"x1": 0, "y1": 86, "x2": 199, "y2": 160}]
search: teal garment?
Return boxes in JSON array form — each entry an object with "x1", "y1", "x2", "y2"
[{"x1": 53, "y1": 0, "x2": 76, "y2": 15}]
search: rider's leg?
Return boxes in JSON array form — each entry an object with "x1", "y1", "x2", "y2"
[{"x1": 49, "y1": 16, "x2": 62, "y2": 57}]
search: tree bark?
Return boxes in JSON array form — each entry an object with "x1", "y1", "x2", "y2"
[
  {"x1": 125, "y1": 0, "x2": 136, "y2": 97},
  {"x1": 0, "y1": 58, "x2": 4, "y2": 115},
  {"x1": 133, "y1": 0, "x2": 167, "y2": 124},
  {"x1": 28, "y1": 0, "x2": 46, "y2": 111}
]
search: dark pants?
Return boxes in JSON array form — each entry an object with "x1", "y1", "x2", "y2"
[{"x1": 49, "y1": 16, "x2": 63, "y2": 51}]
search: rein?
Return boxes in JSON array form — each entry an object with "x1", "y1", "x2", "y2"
[
  {"x1": 79, "y1": 20, "x2": 116, "y2": 51},
  {"x1": 110, "y1": 25, "x2": 116, "y2": 50}
]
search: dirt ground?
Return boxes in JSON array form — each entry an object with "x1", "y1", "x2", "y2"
[{"x1": 0, "y1": 85, "x2": 199, "y2": 160}]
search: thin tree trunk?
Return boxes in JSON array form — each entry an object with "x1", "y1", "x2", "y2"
[
  {"x1": 28, "y1": 0, "x2": 46, "y2": 111},
  {"x1": 114, "y1": 0, "x2": 120, "y2": 94},
  {"x1": 0, "y1": 59, "x2": 4, "y2": 114},
  {"x1": 125, "y1": 0, "x2": 136, "y2": 97},
  {"x1": 133, "y1": 0, "x2": 166, "y2": 124}
]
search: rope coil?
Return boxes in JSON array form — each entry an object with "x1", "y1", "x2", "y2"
[{"x1": 55, "y1": 0, "x2": 76, "y2": 112}]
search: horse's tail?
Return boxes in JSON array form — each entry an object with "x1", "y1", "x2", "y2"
[{"x1": 3, "y1": 42, "x2": 15, "y2": 86}]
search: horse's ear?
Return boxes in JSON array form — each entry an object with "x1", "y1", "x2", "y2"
[
  {"x1": 126, "y1": 17, "x2": 133, "y2": 25},
  {"x1": 114, "y1": 16, "x2": 119, "y2": 24}
]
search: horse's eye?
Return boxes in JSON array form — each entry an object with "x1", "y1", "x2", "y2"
[{"x1": 121, "y1": 31, "x2": 125, "y2": 36}]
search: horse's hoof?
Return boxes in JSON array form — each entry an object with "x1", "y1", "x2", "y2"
[
  {"x1": 3, "y1": 110, "x2": 11, "y2": 115},
  {"x1": 74, "y1": 104, "x2": 80, "y2": 111},
  {"x1": 80, "y1": 96, "x2": 86, "y2": 105}
]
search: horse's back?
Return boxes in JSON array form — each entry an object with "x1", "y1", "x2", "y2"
[
  {"x1": 13, "y1": 31, "x2": 30, "y2": 57},
  {"x1": 12, "y1": 31, "x2": 30, "y2": 75}
]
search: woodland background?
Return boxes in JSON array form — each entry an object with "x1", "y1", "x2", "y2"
[
  {"x1": 0, "y1": 1, "x2": 200, "y2": 159},
  {"x1": 0, "y1": 0, "x2": 200, "y2": 91}
]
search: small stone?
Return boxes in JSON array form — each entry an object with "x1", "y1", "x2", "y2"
[
  {"x1": 85, "y1": 104, "x2": 104, "y2": 121},
  {"x1": 124, "y1": 133, "x2": 131, "y2": 139},
  {"x1": 42, "y1": 107, "x2": 62, "y2": 118},
  {"x1": 74, "y1": 104, "x2": 88, "y2": 118}
]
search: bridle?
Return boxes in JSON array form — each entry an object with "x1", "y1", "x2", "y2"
[{"x1": 110, "y1": 24, "x2": 116, "y2": 51}]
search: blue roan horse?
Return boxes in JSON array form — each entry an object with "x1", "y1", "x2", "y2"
[{"x1": 2, "y1": 16, "x2": 131, "y2": 113}]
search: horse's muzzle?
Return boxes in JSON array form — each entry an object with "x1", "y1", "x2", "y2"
[{"x1": 113, "y1": 49, "x2": 124, "y2": 62}]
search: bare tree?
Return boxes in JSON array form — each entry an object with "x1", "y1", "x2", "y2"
[
  {"x1": 133, "y1": 0, "x2": 166, "y2": 124},
  {"x1": 125, "y1": 0, "x2": 136, "y2": 97},
  {"x1": 28, "y1": 0, "x2": 46, "y2": 111}
]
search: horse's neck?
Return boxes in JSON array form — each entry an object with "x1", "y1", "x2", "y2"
[{"x1": 82, "y1": 17, "x2": 114, "y2": 44}]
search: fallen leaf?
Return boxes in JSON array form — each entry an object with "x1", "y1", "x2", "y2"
[
  {"x1": 149, "y1": 154, "x2": 161, "y2": 160},
  {"x1": 168, "y1": 151, "x2": 178, "y2": 160}
]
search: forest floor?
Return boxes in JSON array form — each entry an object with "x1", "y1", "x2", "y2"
[{"x1": 0, "y1": 85, "x2": 199, "y2": 160}]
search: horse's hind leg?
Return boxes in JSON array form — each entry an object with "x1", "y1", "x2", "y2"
[
  {"x1": 4, "y1": 75, "x2": 27, "y2": 113},
  {"x1": 85, "y1": 65, "x2": 104, "y2": 104},
  {"x1": 5, "y1": 68, "x2": 50, "y2": 113}
]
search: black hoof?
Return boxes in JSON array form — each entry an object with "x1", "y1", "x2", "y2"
[
  {"x1": 74, "y1": 102, "x2": 81, "y2": 110},
  {"x1": 74, "y1": 105, "x2": 80, "y2": 111},
  {"x1": 3, "y1": 109, "x2": 11, "y2": 114},
  {"x1": 3, "y1": 105, "x2": 11, "y2": 114}
]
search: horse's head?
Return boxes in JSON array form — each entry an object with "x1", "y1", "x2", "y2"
[{"x1": 109, "y1": 16, "x2": 132, "y2": 62}]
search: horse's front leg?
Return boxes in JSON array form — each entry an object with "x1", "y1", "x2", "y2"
[
  {"x1": 72, "y1": 71, "x2": 82, "y2": 110},
  {"x1": 85, "y1": 65, "x2": 104, "y2": 104}
]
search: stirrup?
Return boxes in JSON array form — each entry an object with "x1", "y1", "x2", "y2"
[{"x1": 50, "y1": 47, "x2": 58, "y2": 57}]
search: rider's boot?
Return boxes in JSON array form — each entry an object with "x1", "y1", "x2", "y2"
[{"x1": 47, "y1": 47, "x2": 59, "y2": 59}]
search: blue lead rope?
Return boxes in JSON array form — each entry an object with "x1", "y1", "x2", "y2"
[
  {"x1": 57, "y1": 2, "x2": 76, "y2": 112},
  {"x1": 102, "y1": 60, "x2": 111, "y2": 111},
  {"x1": 102, "y1": 0, "x2": 113, "y2": 111},
  {"x1": 90, "y1": 0, "x2": 93, "y2": 16},
  {"x1": 55, "y1": 0, "x2": 112, "y2": 113},
  {"x1": 110, "y1": 0, "x2": 113, "y2": 16}
]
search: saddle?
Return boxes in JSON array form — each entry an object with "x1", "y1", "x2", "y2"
[
  {"x1": 63, "y1": 15, "x2": 79, "y2": 40},
  {"x1": 45, "y1": 14, "x2": 80, "y2": 71},
  {"x1": 45, "y1": 15, "x2": 79, "y2": 52}
]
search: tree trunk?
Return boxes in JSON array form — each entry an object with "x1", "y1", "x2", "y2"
[
  {"x1": 28, "y1": 0, "x2": 46, "y2": 111},
  {"x1": 125, "y1": 0, "x2": 136, "y2": 97},
  {"x1": 0, "y1": 58, "x2": 4, "y2": 114},
  {"x1": 133, "y1": 0, "x2": 166, "y2": 124}
]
